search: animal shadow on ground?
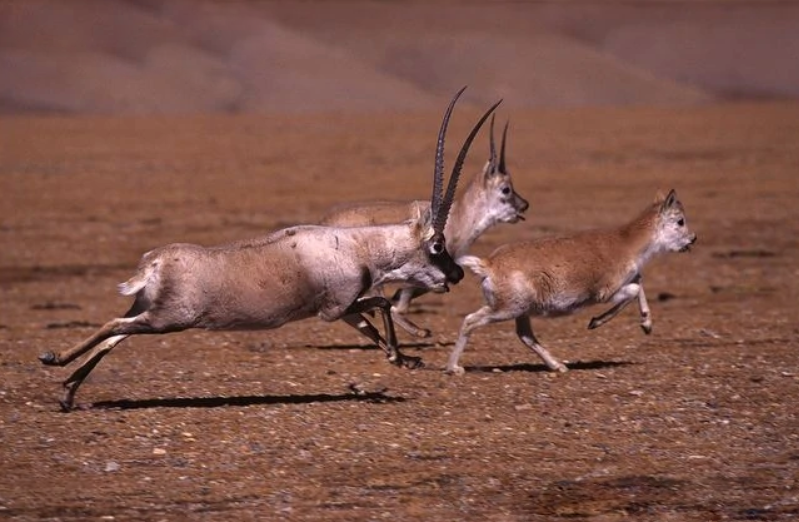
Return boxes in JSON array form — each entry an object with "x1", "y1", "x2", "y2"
[
  {"x1": 246, "y1": 341, "x2": 451, "y2": 352},
  {"x1": 85, "y1": 388, "x2": 405, "y2": 412},
  {"x1": 465, "y1": 360, "x2": 635, "y2": 374}
]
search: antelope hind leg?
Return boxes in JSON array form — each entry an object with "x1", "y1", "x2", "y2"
[
  {"x1": 59, "y1": 334, "x2": 129, "y2": 411},
  {"x1": 40, "y1": 316, "x2": 141, "y2": 366},
  {"x1": 515, "y1": 316, "x2": 567, "y2": 372}
]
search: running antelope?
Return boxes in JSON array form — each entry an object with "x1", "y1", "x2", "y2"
[
  {"x1": 39, "y1": 88, "x2": 501, "y2": 410},
  {"x1": 446, "y1": 189, "x2": 697, "y2": 374},
  {"x1": 321, "y1": 115, "x2": 529, "y2": 337}
]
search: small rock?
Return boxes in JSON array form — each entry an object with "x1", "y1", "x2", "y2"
[{"x1": 104, "y1": 461, "x2": 120, "y2": 473}]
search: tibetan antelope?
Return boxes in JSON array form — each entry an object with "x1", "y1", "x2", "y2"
[
  {"x1": 321, "y1": 115, "x2": 529, "y2": 338},
  {"x1": 446, "y1": 189, "x2": 697, "y2": 374},
  {"x1": 39, "y1": 88, "x2": 501, "y2": 410}
]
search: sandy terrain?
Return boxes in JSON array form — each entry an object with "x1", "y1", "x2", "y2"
[
  {"x1": 1, "y1": 1, "x2": 798, "y2": 521},
  {"x1": 1, "y1": 100, "x2": 797, "y2": 520}
]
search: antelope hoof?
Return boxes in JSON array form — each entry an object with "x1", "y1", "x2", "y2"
[
  {"x1": 39, "y1": 351, "x2": 59, "y2": 366},
  {"x1": 551, "y1": 363, "x2": 569, "y2": 373},
  {"x1": 587, "y1": 317, "x2": 600, "y2": 330},
  {"x1": 444, "y1": 365, "x2": 465, "y2": 376},
  {"x1": 395, "y1": 354, "x2": 424, "y2": 370},
  {"x1": 59, "y1": 391, "x2": 74, "y2": 412},
  {"x1": 641, "y1": 323, "x2": 653, "y2": 335},
  {"x1": 58, "y1": 383, "x2": 79, "y2": 412}
]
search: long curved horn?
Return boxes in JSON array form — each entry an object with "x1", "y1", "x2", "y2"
[
  {"x1": 434, "y1": 98, "x2": 503, "y2": 233},
  {"x1": 431, "y1": 86, "x2": 468, "y2": 219},
  {"x1": 499, "y1": 119, "x2": 509, "y2": 174},
  {"x1": 488, "y1": 114, "x2": 498, "y2": 174}
]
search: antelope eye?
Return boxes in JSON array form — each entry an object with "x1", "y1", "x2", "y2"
[
  {"x1": 677, "y1": 218, "x2": 685, "y2": 227},
  {"x1": 501, "y1": 186, "x2": 511, "y2": 196},
  {"x1": 430, "y1": 241, "x2": 445, "y2": 255}
]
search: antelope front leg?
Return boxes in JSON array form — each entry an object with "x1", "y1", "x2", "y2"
[
  {"x1": 587, "y1": 298, "x2": 634, "y2": 330},
  {"x1": 343, "y1": 297, "x2": 422, "y2": 369},
  {"x1": 390, "y1": 288, "x2": 432, "y2": 339},
  {"x1": 341, "y1": 314, "x2": 391, "y2": 354},
  {"x1": 587, "y1": 279, "x2": 642, "y2": 331},
  {"x1": 446, "y1": 305, "x2": 514, "y2": 374},
  {"x1": 587, "y1": 279, "x2": 652, "y2": 334}
]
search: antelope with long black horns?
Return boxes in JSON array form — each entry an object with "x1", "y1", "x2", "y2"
[
  {"x1": 39, "y1": 87, "x2": 501, "y2": 411},
  {"x1": 321, "y1": 112, "x2": 528, "y2": 338}
]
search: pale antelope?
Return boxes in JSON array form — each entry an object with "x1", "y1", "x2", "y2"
[
  {"x1": 39, "y1": 88, "x2": 501, "y2": 410},
  {"x1": 321, "y1": 115, "x2": 529, "y2": 337},
  {"x1": 446, "y1": 190, "x2": 696, "y2": 374}
]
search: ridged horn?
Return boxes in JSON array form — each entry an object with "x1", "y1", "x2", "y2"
[
  {"x1": 433, "y1": 98, "x2": 503, "y2": 233},
  {"x1": 431, "y1": 86, "x2": 468, "y2": 219},
  {"x1": 488, "y1": 114, "x2": 498, "y2": 174},
  {"x1": 499, "y1": 120, "x2": 509, "y2": 174}
]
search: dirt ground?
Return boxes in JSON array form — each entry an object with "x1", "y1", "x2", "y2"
[{"x1": 1, "y1": 101, "x2": 798, "y2": 521}]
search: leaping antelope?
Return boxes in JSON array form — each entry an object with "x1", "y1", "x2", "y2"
[
  {"x1": 446, "y1": 189, "x2": 697, "y2": 374},
  {"x1": 321, "y1": 115, "x2": 529, "y2": 337},
  {"x1": 39, "y1": 87, "x2": 501, "y2": 410}
]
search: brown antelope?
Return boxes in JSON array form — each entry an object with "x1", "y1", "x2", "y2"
[
  {"x1": 39, "y1": 88, "x2": 501, "y2": 410},
  {"x1": 446, "y1": 189, "x2": 697, "y2": 374},
  {"x1": 321, "y1": 115, "x2": 529, "y2": 337}
]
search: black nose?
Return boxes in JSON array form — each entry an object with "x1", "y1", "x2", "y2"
[
  {"x1": 517, "y1": 195, "x2": 529, "y2": 213},
  {"x1": 690, "y1": 235, "x2": 698, "y2": 245},
  {"x1": 449, "y1": 264, "x2": 464, "y2": 284}
]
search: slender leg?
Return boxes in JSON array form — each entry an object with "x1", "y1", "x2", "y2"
[
  {"x1": 39, "y1": 317, "x2": 139, "y2": 366},
  {"x1": 59, "y1": 334, "x2": 129, "y2": 411},
  {"x1": 341, "y1": 314, "x2": 388, "y2": 352},
  {"x1": 587, "y1": 298, "x2": 634, "y2": 330},
  {"x1": 390, "y1": 288, "x2": 432, "y2": 339},
  {"x1": 40, "y1": 299, "x2": 150, "y2": 366},
  {"x1": 515, "y1": 316, "x2": 567, "y2": 372},
  {"x1": 446, "y1": 305, "x2": 516, "y2": 374},
  {"x1": 637, "y1": 284, "x2": 653, "y2": 334},
  {"x1": 587, "y1": 280, "x2": 642, "y2": 331},
  {"x1": 343, "y1": 296, "x2": 422, "y2": 369}
]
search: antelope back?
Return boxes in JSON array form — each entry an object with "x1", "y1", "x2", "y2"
[{"x1": 320, "y1": 201, "x2": 426, "y2": 228}]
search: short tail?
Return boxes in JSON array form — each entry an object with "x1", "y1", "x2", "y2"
[
  {"x1": 457, "y1": 255, "x2": 490, "y2": 279},
  {"x1": 118, "y1": 252, "x2": 159, "y2": 296}
]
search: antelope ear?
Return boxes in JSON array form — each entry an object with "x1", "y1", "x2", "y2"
[
  {"x1": 482, "y1": 160, "x2": 493, "y2": 178},
  {"x1": 410, "y1": 204, "x2": 435, "y2": 239},
  {"x1": 660, "y1": 189, "x2": 678, "y2": 211},
  {"x1": 421, "y1": 213, "x2": 436, "y2": 241}
]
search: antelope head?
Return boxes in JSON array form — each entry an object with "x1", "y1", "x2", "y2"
[
  {"x1": 653, "y1": 189, "x2": 697, "y2": 253},
  {"x1": 416, "y1": 87, "x2": 502, "y2": 292},
  {"x1": 481, "y1": 115, "x2": 529, "y2": 224}
]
